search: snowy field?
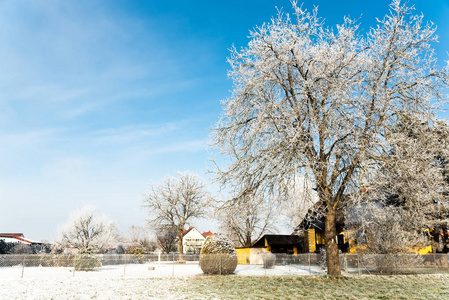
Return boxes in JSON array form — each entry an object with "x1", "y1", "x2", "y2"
[
  {"x1": 0, "y1": 262, "x2": 323, "y2": 279},
  {"x1": 0, "y1": 263, "x2": 324, "y2": 299}
]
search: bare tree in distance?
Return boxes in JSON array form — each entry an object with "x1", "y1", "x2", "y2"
[
  {"x1": 126, "y1": 225, "x2": 157, "y2": 253},
  {"x1": 143, "y1": 172, "x2": 211, "y2": 258},
  {"x1": 54, "y1": 205, "x2": 119, "y2": 252},
  {"x1": 216, "y1": 192, "x2": 279, "y2": 248},
  {"x1": 156, "y1": 226, "x2": 178, "y2": 254},
  {"x1": 212, "y1": 0, "x2": 448, "y2": 276}
]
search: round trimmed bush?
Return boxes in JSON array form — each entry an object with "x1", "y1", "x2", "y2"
[{"x1": 199, "y1": 234, "x2": 238, "y2": 275}]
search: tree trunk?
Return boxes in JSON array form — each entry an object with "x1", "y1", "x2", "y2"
[
  {"x1": 178, "y1": 234, "x2": 184, "y2": 262},
  {"x1": 245, "y1": 234, "x2": 252, "y2": 248},
  {"x1": 325, "y1": 208, "x2": 342, "y2": 276}
]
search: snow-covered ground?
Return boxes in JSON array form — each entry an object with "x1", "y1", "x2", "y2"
[
  {"x1": 0, "y1": 263, "x2": 324, "y2": 299},
  {"x1": 0, "y1": 262, "x2": 323, "y2": 279}
]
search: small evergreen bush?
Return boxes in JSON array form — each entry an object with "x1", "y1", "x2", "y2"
[{"x1": 74, "y1": 247, "x2": 102, "y2": 271}]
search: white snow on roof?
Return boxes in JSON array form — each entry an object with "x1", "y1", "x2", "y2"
[
  {"x1": 0, "y1": 237, "x2": 30, "y2": 244},
  {"x1": 0, "y1": 237, "x2": 43, "y2": 244}
]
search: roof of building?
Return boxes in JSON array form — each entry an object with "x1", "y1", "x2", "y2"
[
  {"x1": 0, "y1": 233, "x2": 24, "y2": 238},
  {"x1": 183, "y1": 227, "x2": 193, "y2": 235},
  {"x1": 202, "y1": 231, "x2": 213, "y2": 238},
  {"x1": 252, "y1": 235, "x2": 303, "y2": 248},
  {"x1": 0, "y1": 233, "x2": 44, "y2": 244}
]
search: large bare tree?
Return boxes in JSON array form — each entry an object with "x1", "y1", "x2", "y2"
[
  {"x1": 212, "y1": 0, "x2": 448, "y2": 276},
  {"x1": 142, "y1": 172, "x2": 211, "y2": 257}
]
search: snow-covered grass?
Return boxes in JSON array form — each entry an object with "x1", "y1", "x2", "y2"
[
  {"x1": 183, "y1": 274, "x2": 449, "y2": 299},
  {"x1": 0, "y1": 262, "x2": 323, "y2": 279},
  {"x1": 1, "y1": 263, "x2": 448, "y2": 299}
]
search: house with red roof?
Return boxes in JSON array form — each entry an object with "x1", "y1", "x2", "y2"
[
  {"x1": 181, "y1": 228, "x2": 214, "y2": 253},
  {"x1": 0, "y1": 233, "x2": 44, "y2": 245}
]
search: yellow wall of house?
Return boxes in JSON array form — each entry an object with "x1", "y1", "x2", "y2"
[
  {"x1": 346, "y1": 229, "x2": 433, "y2": 254},
  {"x1": 236, "y1": 248, "x2": 250, "y2": 264},
  {"x1": 307, "y1": 229, "x2": 316, "y2": 252},
  {"x1": 316, "y1": 230, "x2": 325, "y2": 245},
  {"x1": 236, "y1": 247, "x2": 268, "y2": 265},
  {"x1": 304, "y1": 228, "x2": 434, "y2": 254},
  {"x1": 264, "y1": 238, "x2": 272, "y2": 252},
  {"x1": 409, "y1": 245, "x2": 433, "y2": 254}
]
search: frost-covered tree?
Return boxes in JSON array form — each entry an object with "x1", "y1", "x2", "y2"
[
  {"x1": 126, "y1": 225, "x2": 157, "y2": 254},
  {"x1": 348, "y1": 203, "x2": 428, "y2": 255},
  {"x1": 281, "y1": 176, "x2": 318, "y2": 230},
  {"x1": 142, "y1": 172, "x2": 211, "y2": 256},
  {"x1": 54, "y1": 205, "x2": 119, "y2": 252},
  {"x1": 216, "y1": 192, "x2": 279, "y2": 247},
  {"x1": 347, "y1": 115, "x2": 449, "y2": 253},
  {"x1": 212, "y1": 0, "x2": 448, "y2": 276},
  {"x1": 155, "y1": 226, "x2": 178, "y2": 254}
]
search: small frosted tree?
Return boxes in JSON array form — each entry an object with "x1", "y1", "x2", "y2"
[
  {"x1": 126, "y1": 225, "x2": 157, "y2": 254},
  {"x1": 54, "y1": 205, "x2": 118, "y2": 252},
  {"x1": 143, "y1": 172, "x2": 211, "y2": 257},
  {"x1": 215, "y1": 191, "x2": 279, "y2": 247},
  {"x1": 212, "y1": 0, "x2": 448, "y2": 276},
  {"x1": 155, "y1": 226, "x2": 178, "y2": 254}
]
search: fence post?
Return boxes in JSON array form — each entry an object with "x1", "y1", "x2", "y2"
[
  {"x1": 308, "y1": 253, "x2": 311, "y2": 275},
  {"x1": 123, "y1": 254, "x2": 127, "y2": 277},
  {"x1": 358, "y1": 254, "x2": 361, "y2": 276},
  {"x1": 344, "y1": 254, "x2": 348, "y2": 273},
  {"x1": 172, "y1": 253, "x2": 175, "y2": 277},
  {"x1": 220, "y1": 254, "x2": 222, "y2": 276},
  {"x1": 21, "y1": 255, "x2": 25, "y2": 278},
  {"x1": 73, "y1": 255, "x2": 76, "y2": 277}
]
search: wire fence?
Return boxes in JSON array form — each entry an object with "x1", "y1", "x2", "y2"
[{"x1": 0, "y1": 253, "x2": 448, "y2": 278}]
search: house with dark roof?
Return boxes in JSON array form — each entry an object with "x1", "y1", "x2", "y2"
[
  {"x1": 236, "y1": 234, "x2": 304, "y2": 264},
  {"x1": 293, "y1": 202, "x2": 350, "y2": 253},
  {"x1": 293, "y1": 192, "x2": 437, "y2": 254}
]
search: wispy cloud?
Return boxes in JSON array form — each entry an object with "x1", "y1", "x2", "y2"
[
  {"x1": 89, "y1": 123, "x2": 179, "y2": 145},
  {"x1": 149, "y1": 138, "x2": 208, "y2": 154},
  {"x1": 0, "y1": 0, "x2": 208, "y2": 127}
]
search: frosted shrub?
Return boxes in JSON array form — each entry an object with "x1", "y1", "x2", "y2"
[
  {"x1": 375, "y1": 254, "x2": 424, "y2": 275},
  {"x1": 262, "y1": 252, "x2": 276, "y2": 269},
  {"x1": 74, "y1": 247, "x2": 102, "y2": 271},
  {"x1": 319, "y1": 248, "x2": 327, "y2": 271},
  {"x1": 38, "y1": 254, "x2": 57, "y2": 267},
  {"x1": 199, "y1": 234, "x2": 238, "y2": 275}
]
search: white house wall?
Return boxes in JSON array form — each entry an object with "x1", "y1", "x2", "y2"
[{"x1": 182, "y1": 228, "x2": 206, "y2": 253}]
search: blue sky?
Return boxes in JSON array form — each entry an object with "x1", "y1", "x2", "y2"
[{"x1": 1, "y1": 0, "x2": 448, "y2": 241}]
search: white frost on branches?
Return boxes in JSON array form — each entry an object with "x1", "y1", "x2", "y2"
[
  {"x1": 212, "y1": 0, "x2": 448, "y2": 275},
  {"x1": 215, "y1": 192, "x2": 279, "y2": 248},
  {"x1": 142, "y1": 171, "x2": 211, "y2": 255},
  {"x1": 54, "y1": 205, "x2": 119, "y2": 251}
]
